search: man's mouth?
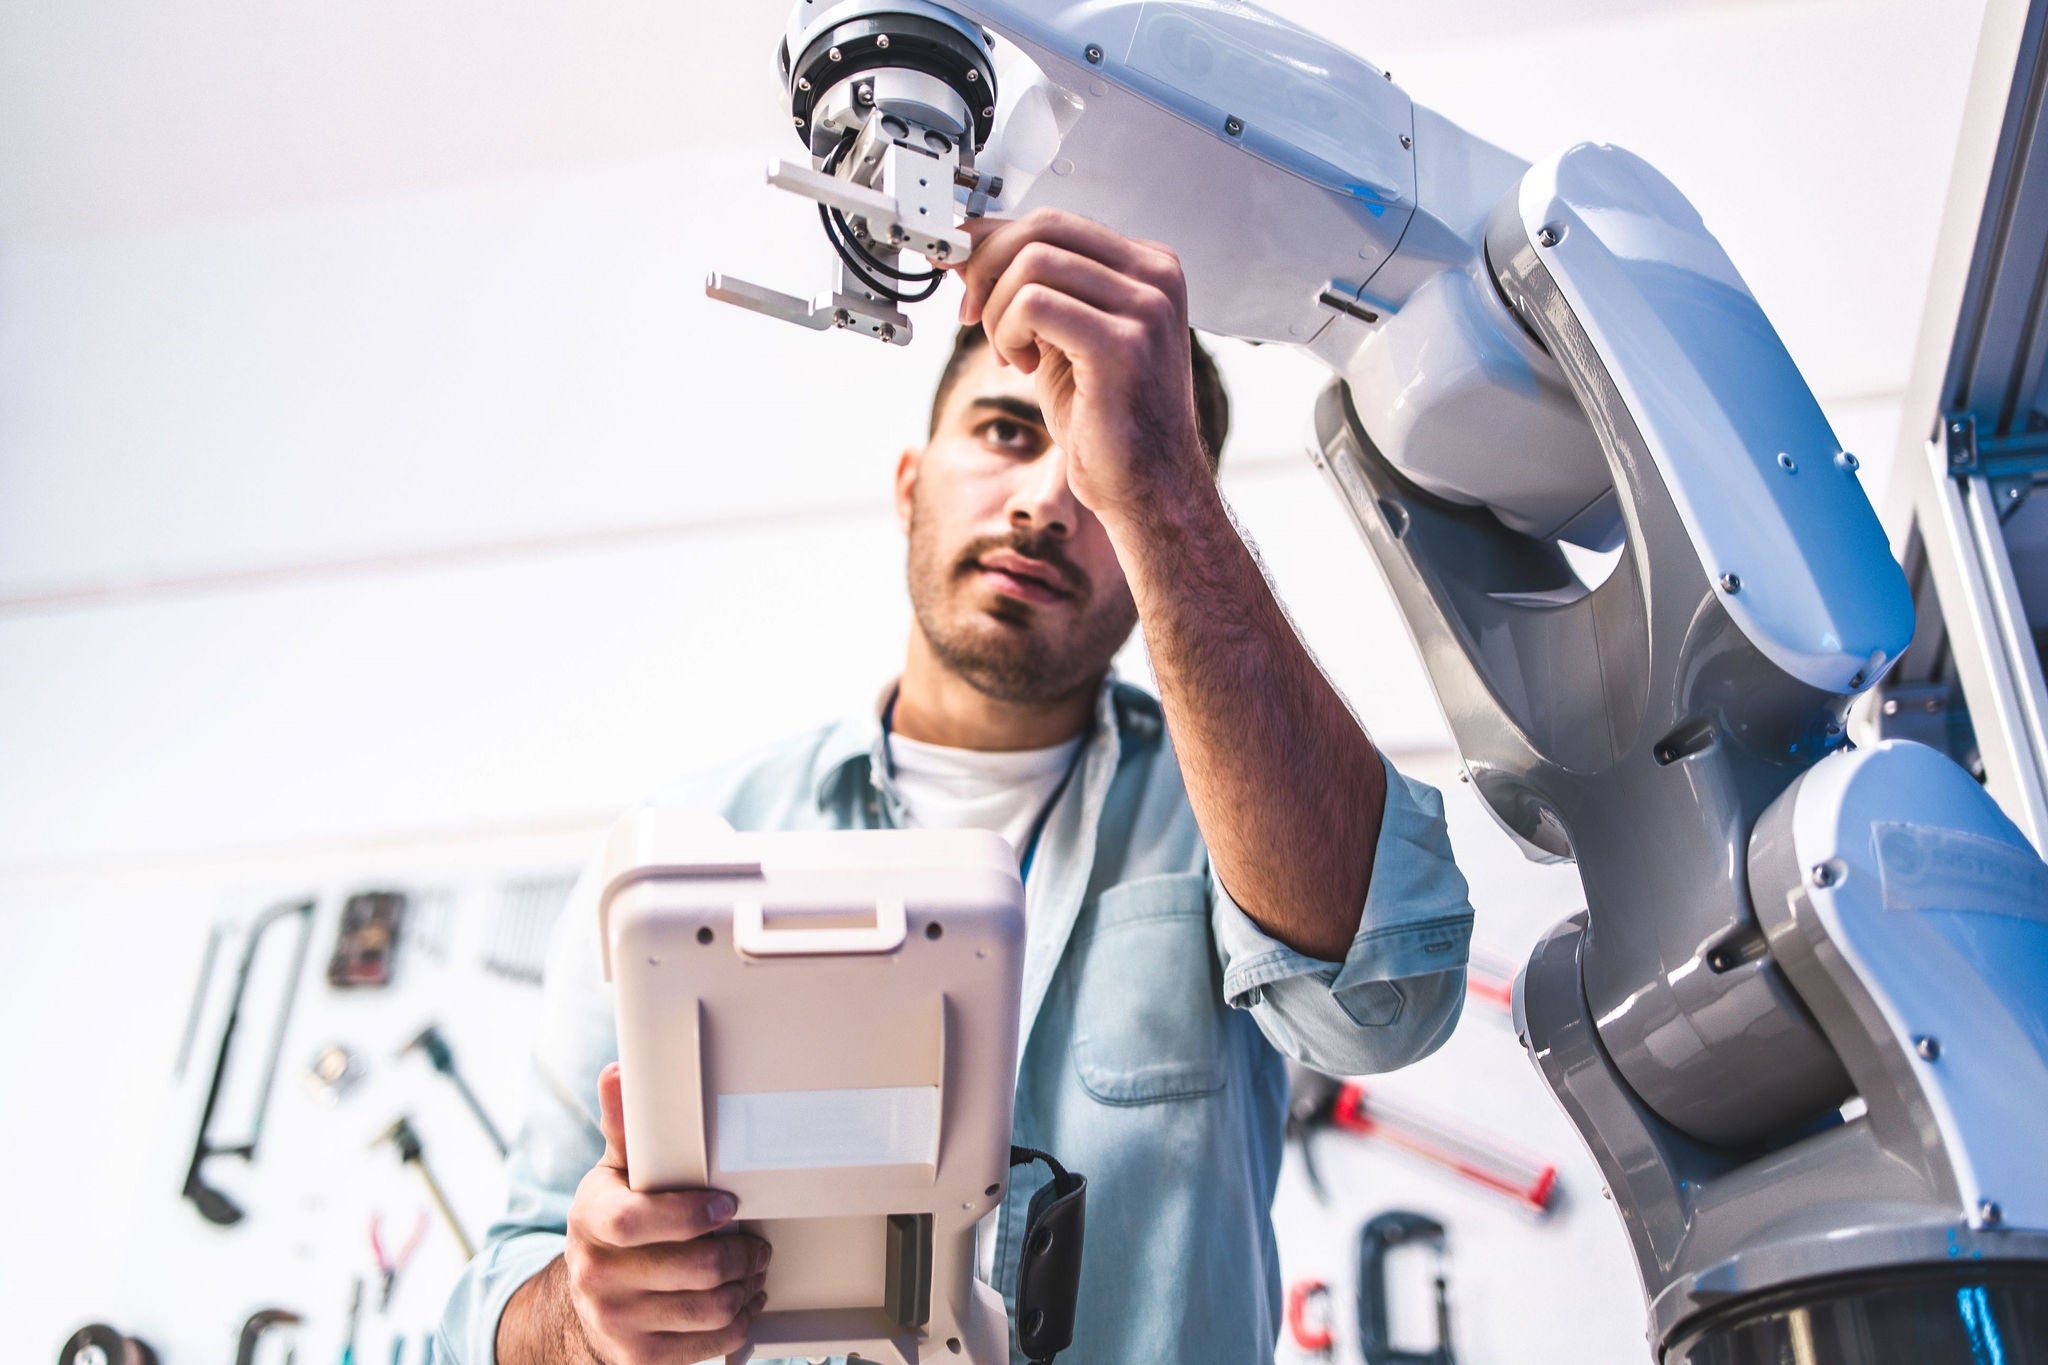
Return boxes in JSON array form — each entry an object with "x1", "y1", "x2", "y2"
[{"x1": 974, "y1": 549, "x2": 1075, "y2": 605}]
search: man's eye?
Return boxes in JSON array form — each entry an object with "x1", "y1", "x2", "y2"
[{"x1": 982, "y1": 419, "x2": 1037, "y2": 451}]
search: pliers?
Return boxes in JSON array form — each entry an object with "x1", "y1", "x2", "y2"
[{"x1": 371, "y1": 1210, "x2": 429, "y2": 1311}]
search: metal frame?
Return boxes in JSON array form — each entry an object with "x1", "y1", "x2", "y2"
[{"x1": 1873, "y1": 0, "x2": 2048, "y2": 852}]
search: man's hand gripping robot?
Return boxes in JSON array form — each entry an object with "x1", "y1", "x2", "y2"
[{"x1": 714, "y1": 2, "x2": 2048, "y2": 1360}]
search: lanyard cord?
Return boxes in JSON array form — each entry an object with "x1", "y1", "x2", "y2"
[{"x1": 879, "y1": 690, "x2": 1087, "y2": 887}]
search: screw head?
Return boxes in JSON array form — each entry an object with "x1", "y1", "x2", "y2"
[
  {"x1": 982, "y1": 105, "x2": 995, "y2": 119},
  {"x1": 1850, "y1": 670, "x2": 1866, "y2": 688},
  {"x1": 796, "y1": 75, "x2": 812, "y2": 92},
  {"x1": 878, "y1": 323, "x2": 896, "y2": 342},
  {"x1": 858, "y1": 83, "x2": 873, "y2": 103},
  {"x1": 1980, "y1": 1200, "x2": 2003, "y2": 1227},
  {"x1": 1810, "y1": 862, "x2": 1839, "y2": 888},
  {"x1": 828, "y1": 45, "x2": 843, "y2": 61},
  {"x1": 1085, "y1": 42, "x2": 1104, "y2": 64},
  {"x1": 1225, "y1": 115, "x2": 1245, "y2": 137},
  {"x1": 793, "y1": 115, "x2": 805, "y2": 127},
  {"x1": 1883, "y1": 698, "x2": 1900, "y2": 715},
  {"x1": 1914, "y1": 1035, "x2": 1941, "y2": 1060},
  {"x1": 1719, "y1": 572, "x2": 1742, "y2": 594},
  {"x1": 875, "y1": 33, "x2": 890, "y2": 48},
  {"x1": 1537, "y1": 223, "x2": 1565, "y2": 247},
  {"x1": 1707, "y1": 950, "x2": 1734, "y2": 972},
  {"x1": 1836, "y1": 450, "x2": 1860, "y2": 471},
  {"x1": 966, "y1": 68, "x2": 979, "y2": 81},
  {"x1": 1778, "y1": 452, "x2": 1797, "y2": 472},
  {"x1": 1400, "y1": 133, "x2": 1413, "y2": 149},
  {"x1": 833, "y1": 309, "x2": 852, "y2": 327}
]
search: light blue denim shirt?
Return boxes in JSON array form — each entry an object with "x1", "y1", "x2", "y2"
[{"x1": 438, "y1": 678, "x2": 1473, "y2": 1363}]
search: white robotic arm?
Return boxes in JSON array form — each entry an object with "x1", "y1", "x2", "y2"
[
  {"x1": 711, "y1": 3, "x2": 2048, "y2": 1361},
  {"x1": 716, "y1": 0, "x2": 1619, "y2": 544}
]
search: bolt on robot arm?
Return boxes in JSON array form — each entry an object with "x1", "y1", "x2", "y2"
[{"x1": 714, "y1": 3, "x2": 2048, "y2": 1360}]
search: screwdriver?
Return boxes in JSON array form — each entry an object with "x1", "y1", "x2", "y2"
[
  {"x1": 339, "y1": 1279, "x2": 361, "y2": 1365},
  {"x1": 401, "y1": 1024, "x2": 508, "y2": 1157}
]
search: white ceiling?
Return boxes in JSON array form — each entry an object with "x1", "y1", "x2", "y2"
[{"x1": 0, "y1": 0, "x2": 1792, "y2": 242}]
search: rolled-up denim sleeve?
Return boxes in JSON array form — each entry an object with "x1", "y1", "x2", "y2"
[
  {"x1": 437, "y1": 864, "x2": 616, "y2": 1362},
  {"x1": 1211, "y1": 751, "x2": 1473, "y2": 1075}
]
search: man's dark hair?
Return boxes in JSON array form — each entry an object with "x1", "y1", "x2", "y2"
[{"x1": 928, "y1": 323, "x2": 1232, "y2": 472}]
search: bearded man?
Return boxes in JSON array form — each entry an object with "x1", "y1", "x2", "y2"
[{"x1": 440, "y1": 209, "x2": 1474, "y2": 1365}]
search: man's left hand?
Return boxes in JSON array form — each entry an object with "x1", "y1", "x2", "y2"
[{"x1": 951, "y1": 209, "x2": 1210, "y2": 523}]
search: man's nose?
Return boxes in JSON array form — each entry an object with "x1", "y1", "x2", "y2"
[{"x1": 1006, "y1": 445, "x2": 1078, "y2": 537}]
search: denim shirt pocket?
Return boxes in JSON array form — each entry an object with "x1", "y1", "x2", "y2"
[{"x1": 1068, "y1": 872, "x2": 1230, "y2": 1104}]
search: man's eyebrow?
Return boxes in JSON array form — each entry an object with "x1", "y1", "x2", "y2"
[{"x1": 966, "y1": 395, "x2": 1047, "y2": 429}]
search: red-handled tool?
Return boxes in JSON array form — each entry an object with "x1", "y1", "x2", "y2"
[
  {"x1": 1464, "y1": 945, "x2": 1519, "y2": 1015},
  {"x1": 1329, "y1": 1083, "x2": 1558, "y2": 1213},
  {"x1": 1285, "y1": 1277, "x2": 1334, "y2": 1357}
]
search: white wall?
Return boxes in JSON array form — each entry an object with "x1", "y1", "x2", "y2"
[{"x1": 0, "y1": 0, "x2": 1987, "y2": 1359}]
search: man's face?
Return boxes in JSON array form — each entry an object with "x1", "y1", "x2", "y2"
[{"x1": 898, "y1": 344, "x2": 1139, "y2": 706}]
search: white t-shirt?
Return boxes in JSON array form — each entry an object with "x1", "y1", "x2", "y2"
[
  {"x1": 887, "y1": 731, "x2": 1084, "y2": 860},
  {"x1": 885, "y1": 729, "x2": 1084, "y2": 1288}
]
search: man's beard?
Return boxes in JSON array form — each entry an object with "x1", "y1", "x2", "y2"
[{"x1": 906, "y1": 505, "x2": 1138, "y2": 707}]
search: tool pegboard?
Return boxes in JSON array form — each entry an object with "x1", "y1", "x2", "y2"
[{"x1": 15, "y1": 830, "x2": 596, "y2": 1364}]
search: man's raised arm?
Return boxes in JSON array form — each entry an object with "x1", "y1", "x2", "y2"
[{"x1": 952, "y1": 208, "x2": 1391, "y2": 961}]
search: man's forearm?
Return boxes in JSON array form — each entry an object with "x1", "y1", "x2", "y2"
[
  {"x1": 1103, "y1": 489, "x2": 1386, "y2": 962},
  {"x1": 499, "y1": 1256, "x2": 594, "y2": 1365}
]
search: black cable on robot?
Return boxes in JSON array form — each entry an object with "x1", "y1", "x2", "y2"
[
  {"x1": 816, "y1": 131, "x2": 944, "y2": 305},
  {"x1": 819, "y1": 204, "x2": 943, "y2": 303}
]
